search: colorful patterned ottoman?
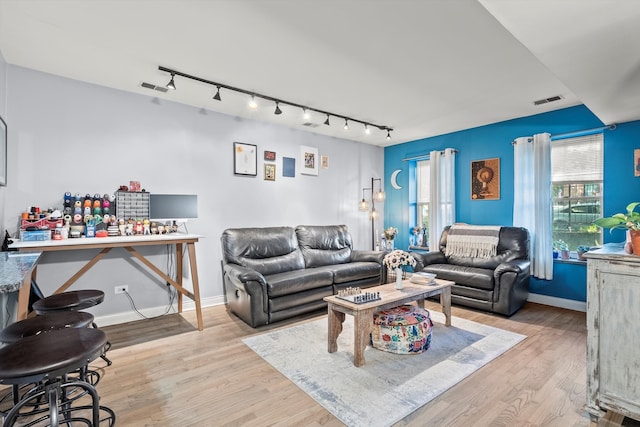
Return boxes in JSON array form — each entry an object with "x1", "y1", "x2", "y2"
[{"x1": 371, "y1": 305, "x2": 433, "y2": 354}]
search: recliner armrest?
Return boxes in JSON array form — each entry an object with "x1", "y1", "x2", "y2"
[
  {"x1": 411, "y1": 251, "x2": 447, "y2": 271},
  {"x1": 351, "y1": 250, "x2": 384, "y2": 264},
  {"x1": 494, "y1": 259, "x2": 530, "y2": 277},
  {"x1": 223, "y1": 264, "x2": 269, "y2": 313}
]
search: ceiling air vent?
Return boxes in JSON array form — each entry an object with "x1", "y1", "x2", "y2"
[
  {"x1": 140, "y1": 82, "x2": 169, "y2": 93},
  {"x1": 533, "y1": 95, "x2": 564, "y2": 106},
  {"x1": 302, "y1": 122, "x2": 320, "y2": 128}
]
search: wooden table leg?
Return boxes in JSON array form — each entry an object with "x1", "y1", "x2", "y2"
[
  {"x1": 16, "y1": 272, "x2": 33, "y2": 320},
  {"x1": 353, "y1": 307, "x2": 374, "y2": 367},
  {"x1": 441, "y1": 287, "x2": 452, "y2": 326},
  {"x1": 327, "y1": 304, "x2": 345, "y2": 353},
  {"x1": 186, "y1": 242, "x2": 204, "y2": 331}
]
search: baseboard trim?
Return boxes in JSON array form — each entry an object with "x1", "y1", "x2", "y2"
[
  {"x1": 527, "y1": 293, "x2": 586, "y2": 312},
  {"x1": 95, "y1": 293, "x2": 585, "y2": 326},
  {"x1": 94, "y1": 295, "x2": 226, "y2": 327}
]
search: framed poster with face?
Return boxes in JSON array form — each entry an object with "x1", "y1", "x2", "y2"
[
  {"x1": 471, "y1": 158, "x2": 500, "y2": 200},
  {"x1": 234, "y1": 142, "x2": 257, "y2": 176}
]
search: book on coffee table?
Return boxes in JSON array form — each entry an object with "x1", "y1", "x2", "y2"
[{"x1": 410, "y1": 272, "x2": 437, "y2": 285}]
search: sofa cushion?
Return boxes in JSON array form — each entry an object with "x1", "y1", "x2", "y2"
[
  {"x1": 424, "y1": 264, "x2": 494, "y2": 291},
  {"x1": 295, "y1": 225, "x2": 352, "y2": 268},
  {"x1": 330, "y1": 262, "x2": 382, "y2": 284},
  {"x1": 265, "y1": 269, "x2": 334, "y2": 297},
  {"x1": 221, "y1": 227, "x2": 305, "y2": 276}
]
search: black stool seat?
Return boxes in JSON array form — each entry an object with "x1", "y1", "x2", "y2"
[
  {"x1": 0, "y1": 311, "x2": 95, "y2": 344},
  {"x1": 0, "y1": 328, "x2": 107, "y2": 385},
  {"x1": 32, "y1": 290, "x2": 105, "y2": 314}
]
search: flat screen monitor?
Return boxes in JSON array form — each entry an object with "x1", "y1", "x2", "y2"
[{"x1": 149, "y1": 194, "x2": 198, "y2": 221}]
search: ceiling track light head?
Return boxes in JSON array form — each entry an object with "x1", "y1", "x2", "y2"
[
  {"x1": 364, "y1": 124, "x2": 371, "y2": 135},
  {"x1": 324, "y1": 114, "x2": 330, "y2": 126},
  {"x1": 274, "y1": 102, "x2": 282, "y2": 115},
  {"x1": 386, "y1": 130, "x2": 392, "y2": 140},
  {"x1": 213, "y1": 85, "x2": 221, "y2": 101},
  {"x1": 249, "y1": 95, "x2": 258, "y2": 109},
  {"x1": 166, "y1": 73, "x2": 176, "y2": 90},
  {"x1": 303, "y1": 108, "x2": 311, "y2": 120},
  {"x1": 343, "y1": 118, "x2": 349, "y2": 130}
]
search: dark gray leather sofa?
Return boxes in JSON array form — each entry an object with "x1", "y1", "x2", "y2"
[
  {"x1": 411, "y1": 225, "x2": 530, "y2": 316},
  {"x1": 221, "y1": 225, "x2": 384, "y2": 327}
]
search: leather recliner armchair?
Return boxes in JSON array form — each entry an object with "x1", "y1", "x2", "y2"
[{"x1": 411, "y1": 225, "x2": 530, "y2": 316}]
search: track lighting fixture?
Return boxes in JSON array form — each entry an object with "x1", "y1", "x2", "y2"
[
  {"x1": 158, "y1": 66, "x2": 394, "y2": 139},
  {"x1": 166, "y1": 73, "x2": 176, "y2": 90},
  {"x1": 213, "y1": 85, "x2": 221, "y2": 101},
  {"x1": 249, "y1": 95, "x2": 258, "y2": 109}
]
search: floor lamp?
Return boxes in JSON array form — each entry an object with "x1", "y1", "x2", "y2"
[{"x1": 359, "y1": 177, "x2": 385, "y2": 250}]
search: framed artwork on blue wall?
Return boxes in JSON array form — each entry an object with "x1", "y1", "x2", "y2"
[
  {"x1": 0, "y1": 115, "x2": 6, "y2": 186},
  {"x1": 471, "y1": 157, "x2": 500, "y2": 200}
]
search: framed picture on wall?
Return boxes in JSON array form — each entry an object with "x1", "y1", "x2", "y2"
[
  {"x1": 634, "y1": 148, "x2": 640, "y2": 177},
  {"x1": 233, "y1": 142, "x2": 257, "y2": 176},
  {"x1": 300, "y1": 145, "x2": 318, "y2": 176},
  {"x1": 264, "y1": 164, "x2": 276, "y2": 181},
  {"x1": 264, "y1": 150, "x2": 276, "y2": 161},
  {"x1": 0, "y1": 115, "x2": 6, "y2": 186},
  {"x1": 471, "y1": 157, "x2": 500, "y2": 200}
]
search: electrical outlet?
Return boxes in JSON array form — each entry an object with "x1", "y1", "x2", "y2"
[{"x1": 114, "y1": 285, "x2": 128, "y2": 294}]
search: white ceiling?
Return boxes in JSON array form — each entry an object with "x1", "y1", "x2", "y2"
[{"x1": 0, "y1": 0, "x2": 639, "y2": 147}]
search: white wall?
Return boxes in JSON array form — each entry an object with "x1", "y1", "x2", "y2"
[{"x1": 2, "y1": 65, "x2": 384, "y2": 322}]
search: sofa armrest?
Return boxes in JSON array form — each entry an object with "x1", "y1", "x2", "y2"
[
  {"x1": 223, "y1": 264, "x2": 269, "y2": 313},
  {"x1": 411, "y1": 251, "x2": 447, "y2": 271},
  {"x1": 493, "y1": 259, "x2": 530, "y2": 315},
  {"x1": 351, "y1": 250, "x2": 384, "y2": 264}
]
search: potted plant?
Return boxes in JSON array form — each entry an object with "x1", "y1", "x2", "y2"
[
  {"x1": 577, "y1": 245, "x2": 590, "y2": 261},
  {"x1": 593, "y1": 201, "x2": 640, "y2": 255},
  {"x1": 554, "y1": 240, "x2": 570, "y2": 259}
]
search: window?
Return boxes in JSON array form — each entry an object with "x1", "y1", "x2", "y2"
[
  {"x1": 416, "y1": 160, "x2": 430, "y2": 237},
  {"x1": 551, "y1": 133, "x2": 603, "y2": 251}
]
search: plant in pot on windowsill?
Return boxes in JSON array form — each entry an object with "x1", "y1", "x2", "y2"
[
  {"x1": 593, "y1": 201, "x2": 640, "y2": 255},
  {"x1": 554, "y1": 240, "x2": 570, "y2": 260}
]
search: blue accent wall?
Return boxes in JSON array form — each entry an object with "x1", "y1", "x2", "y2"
[{"x1": 384, "y1": 105, "x2": 640, "y2": 302}]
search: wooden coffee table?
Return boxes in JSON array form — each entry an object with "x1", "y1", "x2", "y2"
[{"x1": 323, "y1": 279, "x2": 454, "y2": 367}]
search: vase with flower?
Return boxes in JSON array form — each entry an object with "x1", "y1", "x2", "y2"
[
  {"x1": 383, "y1": 227, "x2": 398, "y2": 251},
  {"x1": 383, "y1": 249, "x2": 417, "y2": 289}
]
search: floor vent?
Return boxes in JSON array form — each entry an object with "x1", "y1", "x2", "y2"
[
  {"x1": 140, "y1": 82, "x2": 169, "y2": 93},
  {"x1": 534, "y1": 95, "x2": 563, "y2": 106}
]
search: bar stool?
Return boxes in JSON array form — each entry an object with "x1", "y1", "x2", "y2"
[
  {"x1": 0, "y1": 311, "x2": 96, "y2": 415},
  {"x1": 32, "y1": 290, "x2": 112, "y2": 366},
  {"x1": 0, "y1": 328, "x2": 115, "y2": 426}
]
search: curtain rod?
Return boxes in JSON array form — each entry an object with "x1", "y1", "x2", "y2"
[
  {"x1": 550, "y1": 124, "x2": 616, "y2": 140},
  {"x1": 402, "y1": 149, "x2": 458, "y2": 162},
  {"x1": 513, "y1": 124, "x2": 617, "y2": 144}
]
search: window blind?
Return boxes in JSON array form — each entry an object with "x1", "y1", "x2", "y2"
[
  {"x1": 417, "y1": 160, "x2": 430, "y2": 203},
  {"x1": 551, "y1": 133, "x2": 603, "y2": 182}
]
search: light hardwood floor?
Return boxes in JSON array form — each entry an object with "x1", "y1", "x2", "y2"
[{"x1": 3, "y1": 302, "x2": 636, "y2": 426}]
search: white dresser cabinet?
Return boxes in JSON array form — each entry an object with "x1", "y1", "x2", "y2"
[{"x1": 584, "y1": 244, "x2": 640, "y2": 422}]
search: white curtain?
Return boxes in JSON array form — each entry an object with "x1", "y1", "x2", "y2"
[
  {"x1": 429, "y1": 148, "x2": 456, "y2": 249},
  {"x1": 513, "y1": 133, "x2": 552, "y2": 280}
]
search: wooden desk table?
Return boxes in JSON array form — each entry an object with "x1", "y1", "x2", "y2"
[{"x1": 9, "y1": 233, "x2": 204, "y2": 330}]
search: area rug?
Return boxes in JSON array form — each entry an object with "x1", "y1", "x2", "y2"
[{"x1": 243, "y1": 311, "x2": 526, "y2": 427}]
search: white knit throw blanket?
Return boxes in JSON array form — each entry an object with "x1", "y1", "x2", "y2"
[{"x1": 444, "y1": 225, "x2": 501, "y2": 258}]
